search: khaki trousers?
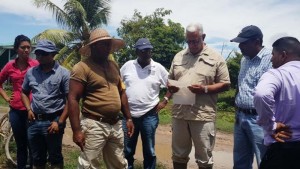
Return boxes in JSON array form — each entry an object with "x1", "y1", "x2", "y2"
[
  {"x1": 172, "y1": 118, "x2": 215, "y2": 168},
  {"x1": 77, "y1": 117, "x2": 128, "y2": 169}
]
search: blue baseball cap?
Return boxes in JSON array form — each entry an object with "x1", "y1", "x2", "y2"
[
  {"x1": 230, "y1": 25, "x2": 263, "y2": 43},
  {"x1": 34, "y1": 39, "x2": 59, "y2": 53},
  {"x1": 134, "y1": 38, "x2": 153, "y2": 50}
]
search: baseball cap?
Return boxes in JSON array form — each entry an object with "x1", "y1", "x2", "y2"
[
  {"x1": 230, "y1": 25, "x2": 263, "y2": 43},
  {"x1": 134, "y1": 38, "x2": 153, "y2": 50},
  {"x1": 34, "y1": 39, "x2": 59, "y2": 53}
]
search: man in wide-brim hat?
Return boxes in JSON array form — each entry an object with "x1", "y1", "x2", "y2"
[
  {"x1": 79, "y1": 28, "x2": 125, "y2": 57},
  {"x1": 68, "y1": 28, "x2": 134, "y2": 169}
]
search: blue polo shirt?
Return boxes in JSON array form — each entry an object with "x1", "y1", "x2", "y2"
[{"x1": 22, "y1": 61, "x2": 70, "y2": 114}]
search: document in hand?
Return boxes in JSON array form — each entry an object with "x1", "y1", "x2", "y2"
[{"x1": 168, "y1": 79, "x2": 196, "y2": 105}]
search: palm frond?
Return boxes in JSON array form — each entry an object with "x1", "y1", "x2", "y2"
[
  {"x1": 54, "y1": 45, "x2": 71, "y2": 62},
  {"x1": 32, "y1": 0, "x2": 112, "y2": 67},
  {"x1": 33, "y1": 0, "x2": 74, "y2": 31},
  {"x1": 64, "y1": 0, "x2": 88, "y2": 32},
  {"x1": 63, "y1": 50, "x2": 81, "y2": 70},
  {"x1": 89, "y1": 7, "x2": 110, "y2": 29},
  {"x1": 32, "y1": 29, "x2": 75, "y2": 45}
]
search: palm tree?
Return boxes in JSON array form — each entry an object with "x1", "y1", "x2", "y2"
[{"x1": 32, "y1": 0, "x2": 111, "y2": 69}]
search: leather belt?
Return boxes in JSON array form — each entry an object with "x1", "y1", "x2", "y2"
[
  {"x1": 34, "y1": 110, "x2": 63, "y2": 121},
  {"x1": 82, "y1": 112, "x2": 120, "y2": 125},
  {"x1": 238, "y1": 107, "x2": 257, "y2": 115}
]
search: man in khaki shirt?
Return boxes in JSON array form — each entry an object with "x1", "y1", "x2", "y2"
[{"x1": 168, "y1": 23, "x2": 230, "y2": 169}]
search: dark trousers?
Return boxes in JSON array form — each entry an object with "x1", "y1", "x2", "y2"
[
  {"x1": 123, "y1": 108, "x2": 159, "y2": 169},
  {"x1": 260, "y1": 142, "x2": 300, "y2": 169},
  {"x1": 9, "y1": 108, "x2": 32, "y2": 169},
  {"x1": 27, "y1": 117, "x2": 65, "y2": 166}
]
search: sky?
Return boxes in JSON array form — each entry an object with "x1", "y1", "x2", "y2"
[{"x1": 0, "y1": 0, "x2": 299, "y2": 58}]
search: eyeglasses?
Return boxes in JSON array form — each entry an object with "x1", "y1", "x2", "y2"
[
  {"x1": 139, "y1": 49, "x2": 152, "y2": 53},
  {"x1": 19, "y1": 46, "x2": 31, "y2": 50},
  {"x1": 186, "y1": 39, "x2": 201, "y2": 45},
  {"x1": 35, "y1": 50, "x2": 50, "y2": 56}
]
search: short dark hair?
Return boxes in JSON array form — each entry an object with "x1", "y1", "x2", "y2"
[
  {"x1": 272, "y1": 36, "x2": 300, "y2": 57},
  {"x1": 14, "y1": 35, "x2": 31, "y2": 51}
]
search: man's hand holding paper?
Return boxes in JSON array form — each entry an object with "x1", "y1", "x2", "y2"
[
  {"x1": 187, "y1": 84, "x2": 206, "y2": 94},
  {"x1": 168, "y1": 79, "x2": 196, "y2": 105}
]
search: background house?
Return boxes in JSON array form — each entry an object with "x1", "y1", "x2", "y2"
[{"x1": 0, "y1": 44, "x2": 36, "y2": 70}]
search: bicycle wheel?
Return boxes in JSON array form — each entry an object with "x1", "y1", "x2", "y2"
[
  {"x1": 5, "y1": 132, "x2": 17, "y2": 166},
  {"x1": 0, "y1": 113, "x2": 10, "y2": 147},
  {"x1": 0, "y1": 113, "x2": 10, "y2": 138}
]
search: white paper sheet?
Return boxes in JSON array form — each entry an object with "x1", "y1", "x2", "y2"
[{"x1": 168, "y1": 79, "x2": 195, "y2": 105}]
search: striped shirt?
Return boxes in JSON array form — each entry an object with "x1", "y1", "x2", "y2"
[{"x1": 235, "y1": 47, "x2": 272, "y2": 109}]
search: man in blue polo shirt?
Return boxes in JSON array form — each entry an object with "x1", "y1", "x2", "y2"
[{"x1": 21, "y1": 39, "x2": 70, "y2": 169}]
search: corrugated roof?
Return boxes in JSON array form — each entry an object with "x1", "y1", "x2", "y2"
[{"x1": 0, "y1": 44, "x2": 14, "y2": 49}]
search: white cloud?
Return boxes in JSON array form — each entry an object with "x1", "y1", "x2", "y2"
[
  {"x1": 1, "y1": 0, "x2": 300, "y2": 50},
  {"x1": 0, "y1": 0, "x2": 64, "y2": 21},
  {"x1": 110, "y1": 0, "x2": 300, "y2": 48}
]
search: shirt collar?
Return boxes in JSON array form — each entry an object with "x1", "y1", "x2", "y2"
[
  {"x1": 12, "y1": 57, "x2": 35, "y2": 67},
  {"x1": 36, "y1": 61, "x2": 59, "y2": 73},
  {"x1": 184, "y1": 45, "x2": 209, "y2": 57},
  {"x1": 133, "y1": 58, "x2": 154, "y2": 68},
  {"x1": 245, "y1": 47, "x2": 266, "y2": 60}
]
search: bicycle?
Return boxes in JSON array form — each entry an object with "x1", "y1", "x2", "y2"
[{"x1": 0, "y1": 112, "x2": 17, "y2": 166}]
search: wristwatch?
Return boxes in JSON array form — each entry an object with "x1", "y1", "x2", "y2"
[
  {"x1": 204, "y1": 86, "x2": 208, "y2": 93},
  {"x1": 163, "y1": 96, "x2": 169, "y2": 103}
]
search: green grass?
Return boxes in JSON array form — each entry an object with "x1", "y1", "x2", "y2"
[
  {"x1": 62, "y1": 146, "x2": 167, "y2": 169},
  {"x1": 216, "y1": 111, "x2": 235, "y2": 133},
  {"x1": 134, "y1": 161, "x2": 167, "y2": 169},
  {"x1": 63, "y1": 146, "x2": 81, "y2": 169}
]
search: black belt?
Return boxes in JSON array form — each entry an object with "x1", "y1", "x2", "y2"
[
  {"x1": 238, "y1": 107, "x2": 257, "y2": 115},
  {"x1": 82, "y1": 112, "x2": 120, "y2": 125},
  {"x1": 34, "y1": 110, "x2": 63, "y2": 121}
]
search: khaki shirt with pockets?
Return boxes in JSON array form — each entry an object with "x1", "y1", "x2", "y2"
[{"x1": 169, "y1": 45, "x2": 230, "y2": 121}]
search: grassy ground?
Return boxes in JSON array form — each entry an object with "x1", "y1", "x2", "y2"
[{"x1": 63, "y1": 145, "x2": 167, "y2": 169}]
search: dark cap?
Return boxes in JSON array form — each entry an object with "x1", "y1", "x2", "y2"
[
  {"x1": 134, "y1": 38, "x2": 153, "y2": 50},
  {"x1": 33, "y1": 39, "x2": 59, "y2": 53},
  {"x1": 230, "y1": 25, "x2": 263, "y2": 43}
]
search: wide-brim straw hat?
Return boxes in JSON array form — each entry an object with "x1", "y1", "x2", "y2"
[{"x1": 79, "y1": 28, "x2": 125, "y2": 56}]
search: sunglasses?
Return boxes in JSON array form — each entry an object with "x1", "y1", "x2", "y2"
[
  {"x1": 19, "y1": 46, "x2": 31, "y2": 50},
  {"x1": 186, "y1": 39, "x2": 201, "y2": 45},
  {"x1": 139, "y1": 49, "x2": 152, "y2": 53},
  {"x1": 35, "y1": 50, "x2": 50, "y2": 56}
]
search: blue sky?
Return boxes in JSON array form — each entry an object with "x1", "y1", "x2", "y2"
[{"x1": 1, "y1": 0, "x2": 299, "y2": 58}]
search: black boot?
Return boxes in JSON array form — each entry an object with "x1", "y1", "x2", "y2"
[{"x1": 173, "y1": 162, "x2": 187, "y2": 169}]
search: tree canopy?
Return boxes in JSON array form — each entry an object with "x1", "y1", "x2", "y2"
[
  {"x1": 32, "y1": 0, "x2": 111, "y2": 69},
  {"x1": 117, "y1": 8, "x2": 185, "y2": 69},
  {"x1": 226, "y1": 51, "x2": 242, "y2": 89}
]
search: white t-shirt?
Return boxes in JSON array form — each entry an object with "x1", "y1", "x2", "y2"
[{"x1": 120, "y1": 59, "x2": 169, "y2": 118}]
